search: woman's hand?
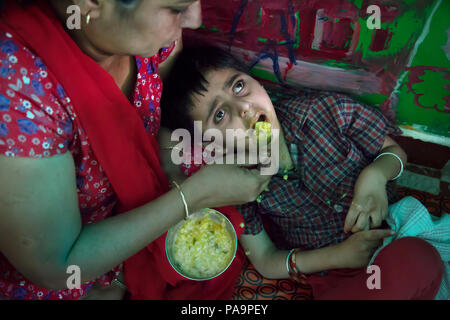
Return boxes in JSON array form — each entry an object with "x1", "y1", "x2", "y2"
[
  {"x1": 344, "y1": 166, "x2": 389, "y2": 233},
  {"x1": 332, "y1": 229, "x2": 394, "y2": 269},
  {"x1": 182, "y1": 164, "x2": 272, "y2": 211}
]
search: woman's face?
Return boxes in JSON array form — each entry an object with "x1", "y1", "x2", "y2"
[{"x1": 82, "y1": 0, "x2": 202, "y2": 57}]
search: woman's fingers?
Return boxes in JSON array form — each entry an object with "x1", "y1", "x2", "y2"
[{"x1": 248, "y1": 167, "x2": 272, "y2": 193}]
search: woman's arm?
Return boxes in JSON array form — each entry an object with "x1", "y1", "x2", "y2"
[{"x1": 0, "y1": 153, "x2": 270, "y2": 290}]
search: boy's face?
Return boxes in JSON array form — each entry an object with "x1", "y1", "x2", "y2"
[{"x1": 188, "y1": 68, "x2": 280, "y2": 152}]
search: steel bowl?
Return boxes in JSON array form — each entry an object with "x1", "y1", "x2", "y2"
[{"x1": 165, "y1": 208, "x2": 237, "y2": 281}]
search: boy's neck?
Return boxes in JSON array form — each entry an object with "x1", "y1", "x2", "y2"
[{"x1": 278, "y1": 128, "x2": 294, "y2": 171}]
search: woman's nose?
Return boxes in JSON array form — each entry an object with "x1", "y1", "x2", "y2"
[{"x1": 180, "y1": 1, "x2": 203, "y2": 29}]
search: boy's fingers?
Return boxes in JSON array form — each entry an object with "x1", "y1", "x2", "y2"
[
  {"x1": 364, "y1": 229, "x2": 395, "y2": 241},
  {"x1": 344, "y1": 202, "x2": 363, "y2": 233},
  {"x1": 352, "y1": 211, "x2": 370, "y2": 233},
  {"x1": 369, "y1": 209, "x2": 382, "y2": 228}
]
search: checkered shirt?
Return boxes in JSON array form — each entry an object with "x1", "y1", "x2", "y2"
[{"x1": 236, "y1": 91, "x2": 400, "y2": 250}]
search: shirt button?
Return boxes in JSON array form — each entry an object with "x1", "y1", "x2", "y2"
[{"x1": 334, "y1": 204, "x2": 343, "y2": 213}]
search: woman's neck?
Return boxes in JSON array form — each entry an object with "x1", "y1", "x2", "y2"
[{"x1": 48, "y1": 0, "x2": 136, "y2": 98}]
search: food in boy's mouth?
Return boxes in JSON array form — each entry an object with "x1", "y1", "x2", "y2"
[
  {"x1": 172, "y1": 210, "x2": 234, "y2": 279},
  {"x1": 254, "y1": 121, "x2": 272, "y2": 144}
]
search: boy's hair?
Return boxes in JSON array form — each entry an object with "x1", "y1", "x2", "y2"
[{"x1": 161, "y1": 46, "x2": 250, "y2": 133}]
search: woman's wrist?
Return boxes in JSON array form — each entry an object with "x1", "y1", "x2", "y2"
[{"x1": 180, "y1": 176, "x2": 206, "y2": 213}]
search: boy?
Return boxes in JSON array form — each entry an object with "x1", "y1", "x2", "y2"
[{"x1": 160, "y1": 46, "x2": 443, "y2": 299}]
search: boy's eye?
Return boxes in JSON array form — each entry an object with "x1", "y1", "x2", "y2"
[
  {"x1": 233, "y1": 80, "x2": 245, "y2": 95},
  {"x1": 214, "y1": 109, "x2": 226, "y2": 123}
]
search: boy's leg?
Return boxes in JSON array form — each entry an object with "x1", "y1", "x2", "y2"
[{"x1": 316, "y1": 237, "x2": 444, "y2": 300}]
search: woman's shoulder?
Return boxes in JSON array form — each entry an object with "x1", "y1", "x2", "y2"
[{"x1": 0, "y1": 31, "x2": 75, "y2": 158}]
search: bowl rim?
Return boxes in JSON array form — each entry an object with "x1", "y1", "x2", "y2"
[{"x1": 165, "y1": 208, "x2": 238, "y2": 281}]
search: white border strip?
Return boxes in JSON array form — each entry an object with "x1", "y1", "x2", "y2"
[{"x1": 400, "y1": 126, "x2": 450, "y2": 147}]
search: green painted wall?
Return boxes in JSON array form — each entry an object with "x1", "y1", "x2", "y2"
[{"x1": 186, "y1": 0, "x2": 450, "y2": 143}]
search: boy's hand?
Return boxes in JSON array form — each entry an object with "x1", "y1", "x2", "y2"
[
  {"x1": 344, "y1": 167, "x2": 389, "y2": 233},
  {"x1": 333, "y1": 229, "x2": 394, "y2": 269}
]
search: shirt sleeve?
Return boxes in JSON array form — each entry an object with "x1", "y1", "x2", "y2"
[
  {"x1": 235, "y1": 202, "x2": 264, "y2": 235},
  {"x1": 0, "y1": 36, "x2": 73, "y2": 158},
  {"x1": 320, "y1": 92, "x2": 401, "y2": 159}
]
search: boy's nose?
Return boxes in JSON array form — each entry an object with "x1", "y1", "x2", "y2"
[
  {"x1": 237, "y1": 101, "x2": 254, "y2": 122},
  {"x1": 180, "y1": 1, "x2": 203, "y2": 30}
]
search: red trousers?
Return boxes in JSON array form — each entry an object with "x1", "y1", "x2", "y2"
[{"x1": 309, "y1": 237, "x2": 444, "y2": 300}]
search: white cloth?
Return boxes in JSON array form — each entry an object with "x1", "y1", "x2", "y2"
[{"x1": 368, "y1": 196, "x2": 449, "y2": 300}]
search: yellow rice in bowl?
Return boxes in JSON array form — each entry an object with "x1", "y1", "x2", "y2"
[{"x1": 168, "y1": 209, "x2": 236, "y2": 280}]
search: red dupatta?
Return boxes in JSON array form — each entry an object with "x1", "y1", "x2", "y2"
[{"x1": 1, "y1": 0, "x2": 246, "y2": 299}]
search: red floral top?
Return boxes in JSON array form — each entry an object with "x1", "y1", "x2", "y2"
[{"x1": 0, "y1": 30, "x2": 174, "y2": 299}]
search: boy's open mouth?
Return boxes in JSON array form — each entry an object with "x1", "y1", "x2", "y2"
[{"x1": 251, "y1": 114, "x2": 268, "y2": 129}]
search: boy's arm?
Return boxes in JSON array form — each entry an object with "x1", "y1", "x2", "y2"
[
  {"x1": 240, "y1": 230, "x2": 337, "y2": 279},
  {"x1": 324, "y1": 94, "x2": 406, "y2": 233},
  {"x1": 368, "y1": 136, "x2": 407, "y2": 182},
  {"x1": 344, "y1": 136, "x2": 407, "y2": 233},
  {"x1": 240, "y1": 228, "x2": 394, "y2": 279}
]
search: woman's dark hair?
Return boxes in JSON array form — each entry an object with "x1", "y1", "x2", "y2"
[
  {"x1": 1, "y1": 0, "x2": 32, "y2": 11},
  {"x1": 161, "y1": 46, "x2": 250, "y2": 133}
]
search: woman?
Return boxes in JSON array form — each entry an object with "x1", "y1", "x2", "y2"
[{"x1": 0, "y1": 0, "x2": 271, "y2": 300}]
